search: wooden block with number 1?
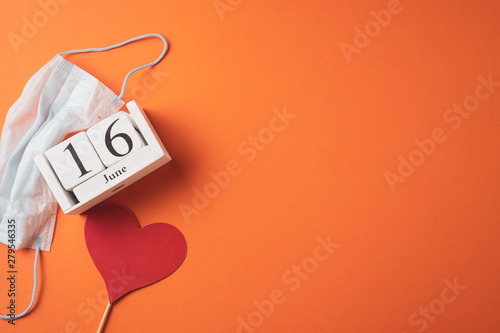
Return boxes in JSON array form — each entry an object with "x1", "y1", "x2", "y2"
[{"x1": 45, "y1": 131, "x2": 105, "y2": 191}]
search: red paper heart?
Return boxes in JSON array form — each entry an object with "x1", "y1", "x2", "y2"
[{"x1": 84, "y1": 204, "x2": 187, "y2": 303}]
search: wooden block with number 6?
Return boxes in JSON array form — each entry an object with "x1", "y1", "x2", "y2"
[
  {"x1": 45, "y1": 132, "x2": 105, "y2": 191},
  {"x1": 87, "y1": 111, "x2": 145, "y2": 167}
]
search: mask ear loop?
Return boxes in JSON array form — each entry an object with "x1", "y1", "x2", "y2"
[
  {"x1": 0, "y1": 237, "x2": 41, "y2": 320},
  {"x1": 56, "y1": 33, "x2": 169, "y2": 106}
]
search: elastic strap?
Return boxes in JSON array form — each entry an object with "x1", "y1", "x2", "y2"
[
  {"x1": 0, "y1": 237, "x2": 41, "y2": 320},
  {"x1": 57, "y1": 33, "x2": 168, "y2": 105}
]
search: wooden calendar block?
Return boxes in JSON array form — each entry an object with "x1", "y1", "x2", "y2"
[
  {"x1": 35, "y1": 100, "x2": 171, "y2": 215},
  {"x1": 87, "y1": 111, "x2": 145, "y2": 167},
  {"x1": 73, "y1": 146, "x2": 152, "y2": 202},
  {"x1": 45, "y1": 131, "x2": 105, "y2": 191}
]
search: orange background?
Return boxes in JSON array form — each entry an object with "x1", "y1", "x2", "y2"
[{"x1": 1, "y1": 0, "x2": 500, "y2": 332}]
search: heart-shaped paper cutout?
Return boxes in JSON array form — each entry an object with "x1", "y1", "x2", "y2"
[{"x1": 84, "y1": 204, "x2": 187, "y2": 303}]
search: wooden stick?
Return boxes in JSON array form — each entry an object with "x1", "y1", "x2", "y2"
[{"x1": 97, "y1": 302, "x2": 112, "y2": 333}]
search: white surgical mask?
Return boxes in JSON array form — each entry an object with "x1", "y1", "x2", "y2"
[{"x1": 0, "y1": 33, "x2": 168, "y2": 320}]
